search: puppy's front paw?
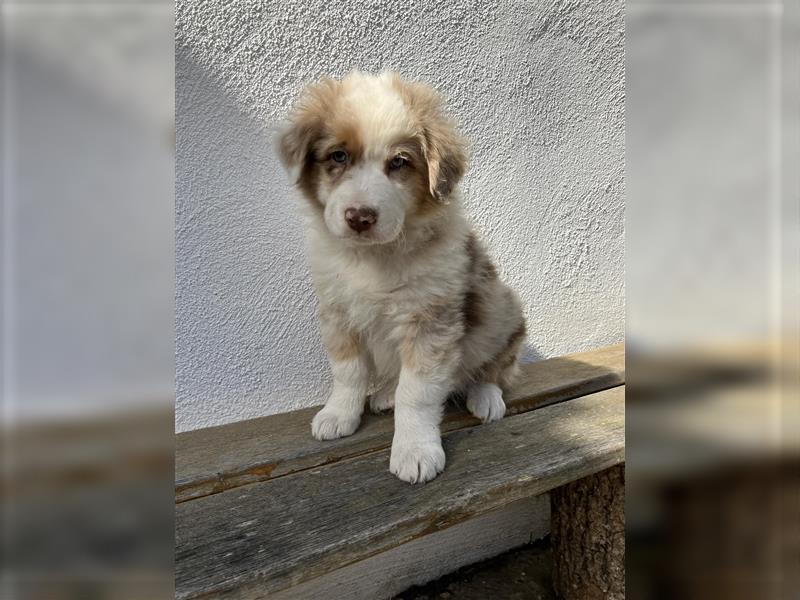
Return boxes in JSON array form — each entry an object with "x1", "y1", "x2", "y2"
[
  {"x1": 390, "y1": 440, "x2": 445, "y2": 484},
  {"x1": 369, "y1": 385, "x2": 395, "y2": 414},
  {"x1": 311, "y1": 407, "x2": 360, "y2": 441},
  {"x1": 467, "y1": 383, "x2": 506, "y2": 423}
]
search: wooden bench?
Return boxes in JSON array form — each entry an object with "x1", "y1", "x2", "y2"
[{"x1": 175, "y1": 344, "x2": 625, "y2": 599}]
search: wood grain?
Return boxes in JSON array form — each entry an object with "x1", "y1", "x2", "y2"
[
  {"x1": 176, "y1": 343, "x2": 624, "y2": 502},
  {"x1": 552, "y1": 465, "x2": 625, "y2": 600},
  {"x1": 271, "y1": 496, "x2": 550, "y2": 600},
  {"x1": 175, "y1": 385, "x2": 625, "y2": 599}
]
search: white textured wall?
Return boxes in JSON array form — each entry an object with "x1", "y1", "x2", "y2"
[{"x1": 175, "y1": 0, "x2": 624, "y2": 432}]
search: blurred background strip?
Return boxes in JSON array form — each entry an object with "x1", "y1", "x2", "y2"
[
  {"x1": 2, "y1": 1, "x2": 175, "y2": 599},
  {"x1": 627, "y1": 0, "x2": 798, "y2": 598}
]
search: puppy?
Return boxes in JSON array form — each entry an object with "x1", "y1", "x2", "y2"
[{"x1": 277, "y1": 71, "x2": 526, "y2": 483}]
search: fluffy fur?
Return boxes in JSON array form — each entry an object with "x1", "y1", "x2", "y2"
[{"x1": 277, "y1": 71, "x2": 526, "y2": 483}]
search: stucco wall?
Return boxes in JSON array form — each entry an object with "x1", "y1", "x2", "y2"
[{"x1": 175, "y1": 0, "x2": 624, "y2": 432}]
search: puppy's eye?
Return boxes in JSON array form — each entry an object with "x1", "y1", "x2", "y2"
[
  {"x1": 388, "y1": 155, "x2": 407, "y2": 170},
  {"x1": 330, "y1": 150, "x2": 348, "y2": 164}
]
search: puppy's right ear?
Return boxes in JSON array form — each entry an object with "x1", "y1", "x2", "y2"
[
  {"x1": 276, "y1": 120, "x2": 315, "y2": 183},
  {"x1": 276, "y1": 77, "x2": 339, "y2": 183}
]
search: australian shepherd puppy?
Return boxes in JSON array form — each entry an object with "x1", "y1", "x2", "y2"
[{"x1": 277, "y1": 71, "x2": 526, "y2": 483}]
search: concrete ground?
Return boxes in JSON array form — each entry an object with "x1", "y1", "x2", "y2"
[{"x1": 393, "y1": 538, "x2": 555, "y2": 600}]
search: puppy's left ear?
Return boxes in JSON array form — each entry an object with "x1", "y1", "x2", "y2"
[
  {"x1": 392, "y1": 76, "x2": 468, "y2": 202},
  {"x1": 423, "y1": 113, "x2": 468, "y2": 202}
]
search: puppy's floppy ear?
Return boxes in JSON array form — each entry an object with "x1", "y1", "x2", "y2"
[
  {"x1": 276, "y1": 77, "x2": 340, "y2": 181},
  {"x1": 423, "y1": 120, "x2": 468, "y2": 202},
  {"x1": 276, "y1": 120, "x2": 317, "y2": 179},
  {"x1": 421, "y1": 104, "x2": 468, "y2": 202},
  {"x1": 392, "y1": 75, "x2": 468, "y2": 202}
]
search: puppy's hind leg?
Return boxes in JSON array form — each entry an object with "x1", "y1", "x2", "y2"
[
  {"x1": 466, "y1": 382, "x2": 506, "y2": 423},
  {"x1": 369, "y1": 378, "x2": 397, "y2": 414}
]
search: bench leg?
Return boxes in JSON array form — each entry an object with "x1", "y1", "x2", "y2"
[{"x1": 551, "y1": 464, "x2": 625, "y2": 599}]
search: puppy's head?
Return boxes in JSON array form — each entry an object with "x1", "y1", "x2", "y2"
[{"x1": 277, "y1": 71, "x2": 467, "y2": 245}]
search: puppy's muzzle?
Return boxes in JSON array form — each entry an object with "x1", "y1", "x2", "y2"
[{"x1": 344, "y1": 207, "x2": 378, "y2": 233}]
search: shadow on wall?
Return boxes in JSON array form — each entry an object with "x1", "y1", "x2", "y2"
[
  {"x1": 521, "y1": 342, "x2": 545, "y2": 363},
  {"x1": 175, "y1": 45, "x2": 332, "y2": 432}
]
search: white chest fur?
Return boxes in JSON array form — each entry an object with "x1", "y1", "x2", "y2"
[{"x1": 308, "y1": 233, "x2": 465, "y2": 374}]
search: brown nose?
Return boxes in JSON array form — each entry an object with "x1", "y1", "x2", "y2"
[{"x1": 345, "y1": 207, "x2": 378, "y2": 233}]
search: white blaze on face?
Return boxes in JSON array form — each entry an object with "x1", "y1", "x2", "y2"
[
  {"x1": 319, "y1": 73, "x2": 419, "y2": 245},
  {"x1": 323, "y1": 162, "x2": 411, "y2": 243}
]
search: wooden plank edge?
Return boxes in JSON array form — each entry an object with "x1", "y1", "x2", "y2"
[
  {"x1": 175, "y1": 387, "x2": 625, "y2": 599},
  {"x1": 175, "y1": 377, "x2": 625, "y2": 504},
  {"x1": 269, "y1": 495, "x2": 550, "y2": 600},
  {"x1": 185, "y1": 453, "x2": 626, "y2": 600},
  {"x1": 260, "y1": 453, "x2": 626, "y2": 600},
  {"x1": 176, "y1": 344, "x2": 625, "y2": 503}
]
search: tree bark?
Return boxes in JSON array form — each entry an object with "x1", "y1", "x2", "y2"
[{"x1": 551, "y1": 464, "x2": 625, "y2": 599}]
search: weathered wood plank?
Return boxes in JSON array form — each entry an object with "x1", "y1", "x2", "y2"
[
  {"x1": 175, "y1": 386, "x2": 625, "y2": 599},
  {"x1": 271, "y1": 496, "x2": 550, "y2": 600},
  {"x1": 176, "y1": 343, "x2": 624, "y2": 502}
]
